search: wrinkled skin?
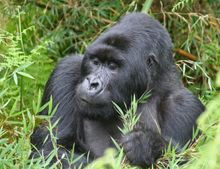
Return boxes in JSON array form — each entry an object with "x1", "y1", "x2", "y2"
[{"x1": 31, "y1": 13, "x2": 204, "y2": 168}]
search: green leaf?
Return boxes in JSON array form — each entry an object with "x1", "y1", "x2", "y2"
[
  {"x1": 111, "y1": 137, "x2": 121, "y2": 151},
  {"x1": 13, "y1": 73, "x2": 18, "y2": 85},
  {"x1": 17, "y1": 71, "x2": 34, "y2": 79},
  {"x1": 0, "y1": 88, "x2": 8, "y2": 98},
  {"x1": 14, "y1": 62, "x2": 33, "y2": 72}
]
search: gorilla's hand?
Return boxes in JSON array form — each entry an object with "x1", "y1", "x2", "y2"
[{"x1": 121, "y1": 126, "x2": 166, "y2": 167}]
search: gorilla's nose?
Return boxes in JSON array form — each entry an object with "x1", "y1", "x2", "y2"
[{"x1": 87, "y1": 77, "x2": 102, "y2": 95}]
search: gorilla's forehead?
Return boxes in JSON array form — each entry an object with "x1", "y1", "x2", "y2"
[{"x1": 85, "y1": 44, "x2": 126, "y2": 62}]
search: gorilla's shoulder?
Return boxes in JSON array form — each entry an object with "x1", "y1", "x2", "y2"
[
  {"x1": 48, "y1": 55, "x2": 83, "y2": 88},
  {"x1": 51, "y1": 54, "x2": 83, "y2": 76}
]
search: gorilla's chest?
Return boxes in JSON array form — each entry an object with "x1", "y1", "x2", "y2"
[{"x1": 83, "y1": 119, "x2": 121, "y2": 157}]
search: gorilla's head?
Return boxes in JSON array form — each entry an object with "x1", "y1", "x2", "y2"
[{"x1": 76, "y1": 13, "x2": 175, "y2": 120}]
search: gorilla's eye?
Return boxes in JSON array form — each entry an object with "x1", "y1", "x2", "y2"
[
  {"x1": 147, "y1": 57, "x2": 153, "y2": 67},
  {"x1": 147, "y1": 53, "x2": 157, "y2": 68},
  {"x1": 92, "y1": 58, "x2": 100, "y2": 66},
  {"x1": 108, "y1": 62, "x2": 118, "y2": 70}
]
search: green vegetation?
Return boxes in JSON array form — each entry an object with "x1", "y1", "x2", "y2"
[
  {"x1": 113, "y1": 91, "x2": 150, "y2": 135},
  {"x1": 0, "y1": 0, "x2": 219, "y2": 168}
]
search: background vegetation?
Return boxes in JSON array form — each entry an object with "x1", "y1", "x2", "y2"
[{"x1": 0, "y1": 0, "x2": 219, "y2": 168}]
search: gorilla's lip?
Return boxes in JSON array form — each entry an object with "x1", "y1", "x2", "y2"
[
  {"x1": 79, "y1": 96, "x2": 108, "y2": 107},
  {"x1": 79, "y1": 97, "x2": 92, "y2": 104}
]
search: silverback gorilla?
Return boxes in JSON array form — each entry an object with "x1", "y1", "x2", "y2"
[{"x1": 31, "y1": 13, "x2": 204, "y2": 168}]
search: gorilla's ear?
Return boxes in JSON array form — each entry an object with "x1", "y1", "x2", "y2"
[{"x1": 146, "y1": 53, "x2": 158, "y2": 68}]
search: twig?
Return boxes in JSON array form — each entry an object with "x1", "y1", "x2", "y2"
[{"x1": 174, "y1": 48, "x2": 197, "y2": 61}]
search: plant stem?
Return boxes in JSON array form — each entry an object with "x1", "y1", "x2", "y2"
[
  {"x1": 18, "y1": 7, "x2": 24, "y2": 111},
  {"x1": 141, "y1": 0, "x2": 153, "y2": 13}
]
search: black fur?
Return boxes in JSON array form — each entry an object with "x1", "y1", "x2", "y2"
[{"x1": 31, "y1": 13, "x2": 204, "y2": 168}]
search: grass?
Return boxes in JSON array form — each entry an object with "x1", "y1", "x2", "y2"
[
  {"x1": 113, "y1": 91, "x2": 150, "y2": 135},
  {"x1": 0, "y1": 0, "x2": 220, "y2": 168}
]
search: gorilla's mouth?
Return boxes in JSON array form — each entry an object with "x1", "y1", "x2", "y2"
[
  {"x1": 77, "y1": 95, "x2": 115, "y2": 120},
  {"x1": 79, "y1": 97, "x2": 91, "y2": 104},
  {"x1": 78, "y1": 95, "x2": 107, "y2": 107}
]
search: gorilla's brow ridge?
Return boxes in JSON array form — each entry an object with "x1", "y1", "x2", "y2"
[{"x1": 88, "y1": 45, "x2": 126, "y2": 63}]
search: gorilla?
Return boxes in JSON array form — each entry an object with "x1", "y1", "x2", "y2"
[{"x1": 31, "y1": 13, "x2": 204, "y2": 168}]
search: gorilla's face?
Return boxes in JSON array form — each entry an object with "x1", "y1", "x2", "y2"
[
  {"x1": 75, "y1": 39, "x2": 155, "y2": 120},
  {"x1": 76, "y1": 43, "x2": 131, "y2": 120},
  {"x1": 79, "y1": 47, "x2": 120, "y2": 102}
]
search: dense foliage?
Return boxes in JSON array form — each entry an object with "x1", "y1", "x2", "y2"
[{"x1": 0, "y1": 0, "x2": 219, "y2": 168}]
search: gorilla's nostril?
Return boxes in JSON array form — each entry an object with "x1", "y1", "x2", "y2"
[{"x1": 90, "y1": 82, "x2": 99, "y2": 89}]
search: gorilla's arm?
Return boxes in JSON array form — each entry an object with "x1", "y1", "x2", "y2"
[
  {"x1": 160, "y1": 89, "x2": 204, "y2": 147},
  {"x1": 121, "y1": 96, "x2": 166, "y2": 167},
  {"x1": 122, "y1": 89, "x2": 204, "y2": 167},
  {"x1": 31, "y1": 55, "x2": 87, "y2": 168}
]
